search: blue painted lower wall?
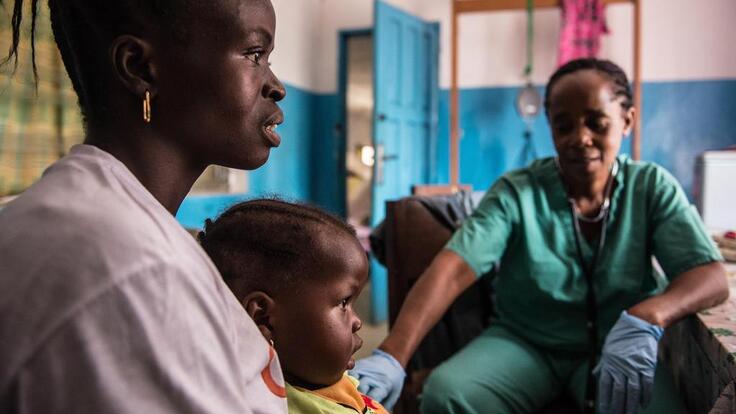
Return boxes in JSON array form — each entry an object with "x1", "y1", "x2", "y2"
[
  {"x1": 310, "y1": 93, "x2": 344, "y2": 216},
  {"x1": 176, "y1": 78, "x2": 736, "y2": 325},
  {"x1": 178, "y1": 79, "x2": 736, "y2": 228},
  {"x1": 435, "y1": 79, "x2": 736, "y2": 197}
]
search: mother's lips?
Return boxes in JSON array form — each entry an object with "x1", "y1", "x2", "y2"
[
  {"x1": 262, "y1": 112, "x2": 284, "y2": 147},
  {"x1": 264, "y1": 111, "x2": 284, "y2": 128}
]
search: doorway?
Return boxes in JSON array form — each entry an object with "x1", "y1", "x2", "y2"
[
  {"x1": 343, "y1": 33, "x2": 375, "y2": 236},
  {"x1": 336, "y1": 2, "x2": 440, "y2": 325},
  {"x1": 338, "y1": 30, "x2": 385, "y2": 337}
]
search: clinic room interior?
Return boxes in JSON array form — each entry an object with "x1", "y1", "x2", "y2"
[{"x1": 1, "y1": 0, "x2": 735, "y2": 413}]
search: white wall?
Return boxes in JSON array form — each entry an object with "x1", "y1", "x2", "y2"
[
  {"x1": 271, "y1": 0, "x2": 736, "y2": 93},
  {"x1": 397, "y1": 0, "x2": 736, "y2": 88},
  {"x1": 312, "y1": 0, "x2": 374, "y2": 93},
  {"x1": 270, "y1": 0, "x2": 323, "y2": 91},
  {"x1": 271, "y1": 0, "x2": 422, "y2": 94},
  {"x1": 274, "y1": 0, "x2": 736, "y2": 93},
  {"x1": 636, "y1": 0, "x2": 736, "y2": 82}
]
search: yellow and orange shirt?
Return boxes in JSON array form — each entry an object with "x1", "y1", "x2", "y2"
[{"x1": 286, "y1": 374, "x2": 388, "y2": 414}]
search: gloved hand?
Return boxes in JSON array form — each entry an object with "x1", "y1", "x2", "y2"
[
  {"x1": 349, "y1": 349, "x2": 406, "y2": 410},
  {"x1": 594, "y1": 311, "x2": 664, "y2": 414}
]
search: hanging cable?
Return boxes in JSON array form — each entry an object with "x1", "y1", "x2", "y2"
[
  {"x1": 523, "y1": 0, "x2": 534, "y2": 77},
  {"x1": 516, "y1": 0, "x2": 541, "y2": 167}
]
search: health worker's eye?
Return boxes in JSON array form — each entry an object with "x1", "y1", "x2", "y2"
[
  {"x1": 585, "y1": 117, "x2": 609, "y2": 134},
  {"x1": 554, "y1": 121, "x2": 574, "y2": 135}
]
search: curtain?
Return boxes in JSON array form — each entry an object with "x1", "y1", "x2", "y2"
[{"x1": 0, "y1": 2, "x2": 83, "y2": 197}]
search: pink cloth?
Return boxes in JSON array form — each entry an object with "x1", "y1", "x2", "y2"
[{"x1": 557, "y1": 0, "x2": 609, "y2": 67}]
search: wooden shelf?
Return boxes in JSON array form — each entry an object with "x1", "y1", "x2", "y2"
[{"x1": 454, "y1": 0, "x2": 633, "y2": 14}]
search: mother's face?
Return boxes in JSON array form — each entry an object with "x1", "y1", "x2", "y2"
[
  {"x1": 547, "y1": 70, "x2": 634, "y2": 182},
  {"x1": 154, "y1": 0, "x2": 286, "y2": 171}
]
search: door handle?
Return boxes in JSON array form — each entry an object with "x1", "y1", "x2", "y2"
[{"x1": 375, "y1": 145, "x2": 398, "y2": 184}]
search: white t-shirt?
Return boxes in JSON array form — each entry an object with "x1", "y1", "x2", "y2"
[{"x1": 0, "y1": 145, "x2": 287, "y2": 413}]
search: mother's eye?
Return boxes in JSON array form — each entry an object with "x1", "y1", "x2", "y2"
[{"x1": 244, "y1": 50, "x2": 269, "y2": 66}]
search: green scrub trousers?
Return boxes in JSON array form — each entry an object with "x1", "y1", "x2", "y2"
[{"x1": 419, "y1": 324, "x2": 687, "y2": 414}]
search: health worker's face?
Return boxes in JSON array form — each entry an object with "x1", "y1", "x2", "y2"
[{"x1": 547, "y1": 69, "x2": 634, "y2": 182}]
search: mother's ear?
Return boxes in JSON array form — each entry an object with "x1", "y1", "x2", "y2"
[
  {"x1": 242, "y1": 291, "x2": 277, "y2": 343},
  {"x1": 110, "y1": 34, "x2": 157, "y2": 98}
]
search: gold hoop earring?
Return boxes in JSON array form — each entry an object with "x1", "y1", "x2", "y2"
[{"x1": 143, "y1": 90, "x2": 152, "y2": 123}]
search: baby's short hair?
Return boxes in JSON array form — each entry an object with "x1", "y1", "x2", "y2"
[{"x1": 199, "y1": 198, "x2": 357, "y2": 299}]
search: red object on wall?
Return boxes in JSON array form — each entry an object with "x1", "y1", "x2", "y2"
[{"x1": 558, "y1": 0, "x2": 609, "y2": 66}]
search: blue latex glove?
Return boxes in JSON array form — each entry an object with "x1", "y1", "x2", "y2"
[
  {"x1": 349, "y1": 349, "x2": 406, "y2": 410},
  {"x1": 594, "y1": 311, "x2": 664, "y2": 414}
]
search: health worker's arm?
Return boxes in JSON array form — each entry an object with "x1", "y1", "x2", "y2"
[
  {"x1": 379, "y1": 249, "x2": 477, "y2": 367},
  {"x1": 628, "y1": 261, "x2": 728, "y2": 328},
  {"x1": 633, "y1": 165, "x2": 729, "y2": 327}
]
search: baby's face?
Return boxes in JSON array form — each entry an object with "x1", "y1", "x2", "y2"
[{"x1": 271, "y1": 232, "x2": 369, "y2": 387}]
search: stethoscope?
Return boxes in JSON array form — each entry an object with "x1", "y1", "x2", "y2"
[{"x1": 554, "y1": 157, "x2": 619, "y2": 413}]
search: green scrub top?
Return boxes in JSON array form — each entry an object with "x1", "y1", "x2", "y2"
[{"x1": 446, "y1": 155, "x2": 722, "y2": 352}]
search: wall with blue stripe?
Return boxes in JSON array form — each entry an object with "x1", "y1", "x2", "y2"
[
  {"x1": 177, "y1": 0, "x2": 736, "y2": 229},
  {"x1": 177, "y1": 78, "x2": 736, "y2": 229}
]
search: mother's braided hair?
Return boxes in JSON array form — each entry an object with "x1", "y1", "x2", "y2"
[{"x1": 1, "y1": 0, "x2": 195, "y2": 121}]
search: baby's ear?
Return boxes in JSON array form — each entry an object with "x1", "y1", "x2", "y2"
[{"x1": 243, "y1": 291, "x2": 276, "y2": 342}]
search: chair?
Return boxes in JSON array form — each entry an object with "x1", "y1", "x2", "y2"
[{"x1": 380, "y1": 195, "x2": 579, "y2": 414}]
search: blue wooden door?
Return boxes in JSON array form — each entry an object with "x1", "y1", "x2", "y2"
[{"x1": 370, "y1": 1, "x2": 439, "y2": 322}]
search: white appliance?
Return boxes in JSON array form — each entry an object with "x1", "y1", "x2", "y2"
[{"x1": 695, "y1": 150, "x2": 736, "y2": 233}]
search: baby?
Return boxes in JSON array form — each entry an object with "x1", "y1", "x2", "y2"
[{"x1": 199, "y1": 199, "x2": 388, "y2": 414}]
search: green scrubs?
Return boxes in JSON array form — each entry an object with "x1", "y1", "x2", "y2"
[{"x1": 421, "y1": 155, "x2": 721, "y2": 413}]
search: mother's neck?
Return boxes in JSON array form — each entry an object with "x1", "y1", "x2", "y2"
[{"x1": 85, "y1": 125, "x2": 205, "y2": 215}]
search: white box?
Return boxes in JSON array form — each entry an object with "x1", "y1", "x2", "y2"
[{"x1": 695, "y1": 150, "x2": 736, "y2": 232}]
